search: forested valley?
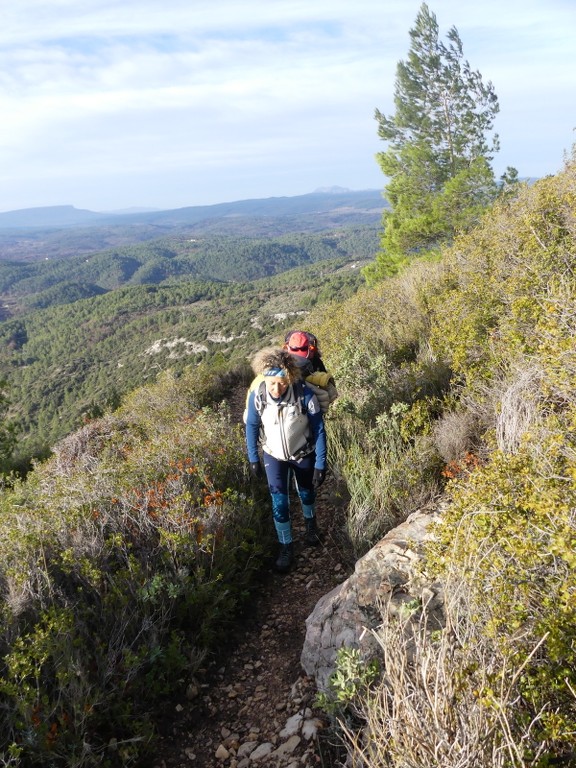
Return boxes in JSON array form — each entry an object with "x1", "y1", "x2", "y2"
[{"x1": 0, "y1": 198, "x2": 380, "y2": 467}]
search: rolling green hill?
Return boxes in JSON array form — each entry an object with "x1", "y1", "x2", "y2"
[
  {"x1": 0, "y1": 227, "x2": 378, "y2": 315},
  {"x1": 1, "y1": 251, "x2": 372, "y2": 465}
]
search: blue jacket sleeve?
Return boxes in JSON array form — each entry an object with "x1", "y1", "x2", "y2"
[
  {"x1": 245, "y1": 390, "x2": 261, "y2": 463},
  {"x1": 304, "y1": 387, "x2": 327, "y2": 470}
]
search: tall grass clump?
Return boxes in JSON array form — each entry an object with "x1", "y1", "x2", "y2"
[
  {"x1": 328, "y1": 408, "x2": 441, "y2": 556},
  {"x1": 341, "y1": 576, "x2": 567, "y2": 768},
  {"x1": 0, "y1": 367, "x2": 268, "y2": 766}
]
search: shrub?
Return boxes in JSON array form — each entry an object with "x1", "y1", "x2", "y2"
[
  {"x1": 429, "y1": 165, "x2": 576, "y2": 388},
  {"x1": 424, "y1": 440, "x2": 576, "y2": 761},
  {"x1": 342, "y1": 584, "x2": 566, "y2": 768},
  {"x1": 316, "y1": 158, "x2": 576, "y2": 767},
  {"x1": 306, "y1": 259, "x2": 451, "y2": 553},
  {"x1": 327, "y1": 407, "x2": 442, "y2": 555},
  {"x1": 315, "y1": 646, "x2": 380, "y2": 725}
]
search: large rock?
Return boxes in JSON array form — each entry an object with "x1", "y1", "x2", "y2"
[{"x1": 300, "y1": 509, "x2": 444, "y2": 691}]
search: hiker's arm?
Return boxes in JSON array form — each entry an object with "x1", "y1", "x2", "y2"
[{"x1": 245, "y1": 391, "x2": 261, "y2": 463}]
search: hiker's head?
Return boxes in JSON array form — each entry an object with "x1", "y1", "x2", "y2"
[
  {"x1": 285, "y1": 330, "x2": 322, "y2": 361},
  {"x1": 251, "y1": 347, "x2": 301, "y2": 396},
  {"x1": 285, "y1": 331, "x2": 311, "y2": 359},
  {"x1": 265, "y1": 374, "x2": 289, "y2": 399}
]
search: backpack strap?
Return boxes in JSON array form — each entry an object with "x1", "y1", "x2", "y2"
[
  {"x1": 254, "y1": 379, "x2": 267, "y2": 416},
  {"x1": 294, "y1": 380, "x2": 307, "y2": 415}
]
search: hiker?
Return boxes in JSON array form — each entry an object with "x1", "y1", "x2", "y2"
[
  {"x1": 245, "y1": 347, "x2": 327, "y2": 572},
  {"x1": 282, "y1": 330, "x2": 338, "y2": 413},
  {"x1": 283, "y1": 330, "x2": 327, "y2": 373}
]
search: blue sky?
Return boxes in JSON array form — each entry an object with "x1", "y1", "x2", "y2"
[{"x1": 1, "y1": 0, "x2": 575, "y2": 212}]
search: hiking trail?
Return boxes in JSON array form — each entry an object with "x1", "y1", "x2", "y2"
[{"x1": 148, "y1": 384, "x2": 354, "y2": 768}]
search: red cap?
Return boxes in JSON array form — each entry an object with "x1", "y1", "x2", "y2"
[{"x1": 287, "y1": 331, "x2": 310, "y2": 357}]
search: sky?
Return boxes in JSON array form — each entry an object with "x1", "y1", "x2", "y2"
[{"x1": 1, "y1": 1, "x2": 575, "y2": 213}]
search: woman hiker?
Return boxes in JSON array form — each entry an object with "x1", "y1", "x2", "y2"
[{"x1": 244, "y1": 347, "x2": 327, "y2": 572}]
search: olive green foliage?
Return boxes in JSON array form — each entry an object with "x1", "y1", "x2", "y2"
[
  {"x1": 313, "y1": 158, "x2": 576, "y2": 763},
  {"x1": 423, "y1": 160, "x2": 576, "y2": 757},
  {"x1": 430, "y1": 169, "x2": 576, "y2": 385},
  {"x1": 365, "y1": 3, "x2": 515, "y2": 283},
  {"x1": 429, "y1": 448, "x2": 576, "y2": 755},
  {"x1": 0, "y1": 380, "x2": 17, "y2": 473},
  {"x1": 315, "y1": 647, "x2": 380, "y2": 722},
  {"x1": 0, "y1": 367, "x2": 269, "y2": 765}
]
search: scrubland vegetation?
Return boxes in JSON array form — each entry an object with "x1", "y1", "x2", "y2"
[
  {"x1": 0, "y1": 153, "x2": 575, "y2": 764},
  {"x1": 0, "y1": 362, "x2": 272, "y2": 765},
  {"x1": 0, "y1": 251, "x2": 369, "y2": 468},
  {"x1": 310, "y1": 158, "x2": 576, "y2": 765}
]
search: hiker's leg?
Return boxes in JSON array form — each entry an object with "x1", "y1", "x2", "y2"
[
  {"x1": 291, "y1": 454, "x2": 316, "y2": 519},
  {"x1": 263, "y1": 453, "x2": 292, "y2": 543},
  {"x1": 263, "y1": 453, "x2": 294, "y2": 570},
  {"x1": 292, "y1": 455, "x2": 322, "y2": 546}
]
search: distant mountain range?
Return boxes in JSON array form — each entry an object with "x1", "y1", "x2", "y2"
[{"x1": 0, "y1": 189, "x2": 385, "y2": 230}]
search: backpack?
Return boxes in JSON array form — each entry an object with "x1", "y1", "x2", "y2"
[
  {"x1": 251, "y1": 379, "x2": 317, "y2": 462},
  {"x1": 300, "y1": 372, "x2": 338, "y2": 413}
]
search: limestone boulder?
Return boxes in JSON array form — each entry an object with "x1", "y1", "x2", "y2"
[{"x1": 300, "y1": 509, "x2": 445, "y2": 691}]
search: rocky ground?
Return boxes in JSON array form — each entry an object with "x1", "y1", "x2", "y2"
[{"x1": 148, "y1": 386, "x2": 357, "y2": 768}]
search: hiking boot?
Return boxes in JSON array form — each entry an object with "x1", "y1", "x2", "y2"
[
  {"x1": 304, "y1": 517, "x2": 321, "y2": 547},
  {"x1": 275, "y1": 543, "x2": 294, "y2": 573}
]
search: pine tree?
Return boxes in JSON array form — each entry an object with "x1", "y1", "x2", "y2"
[{"x1": 365, "y1": 3, "x2": 514, "y2": 282}]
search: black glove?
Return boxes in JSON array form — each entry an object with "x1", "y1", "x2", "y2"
[
  {"x1": 312, "y1": 468, "x2": 326, "y2": 489},
  {"x1": 250, "y1": 461, "x2": 263, "y2": 479}
]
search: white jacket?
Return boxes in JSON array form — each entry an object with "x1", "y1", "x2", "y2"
[{"x1": 257, "y1": 384, "x2": 314, "y2": 461}]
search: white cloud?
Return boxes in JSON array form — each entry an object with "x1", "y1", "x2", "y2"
[{"x1": 0, "y1": 0, "x2": 575, "y2": 210}]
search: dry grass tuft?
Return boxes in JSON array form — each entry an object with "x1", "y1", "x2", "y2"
[{"x1": 342, "y1": 577, "x2": 553, "y2": 768}]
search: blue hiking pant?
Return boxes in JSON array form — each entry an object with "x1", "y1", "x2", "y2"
[{"x1": 262, "y1": 451, "x2": 316, "y2": 543}]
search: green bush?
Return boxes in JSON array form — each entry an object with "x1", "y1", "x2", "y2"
[
  {"x1": 425, "y1": 437, "x2": 576, "y2": 758},
  {"x1": 315, "y1": 646, "x2": 380, "y2": 723},
  {"x1": 327, "y1": 408, "x2": 442, "y2": 555},
  {"x1": 429, "y1": 166, "x2": 576, "y2": 387},
  {"x1": 307, "y1": 259, "x2": 450, "y2": 553}
]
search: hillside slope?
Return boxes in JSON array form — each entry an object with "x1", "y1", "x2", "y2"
[{"x1": 0, "y1": 161, "x2": 574, "y2": 767}]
